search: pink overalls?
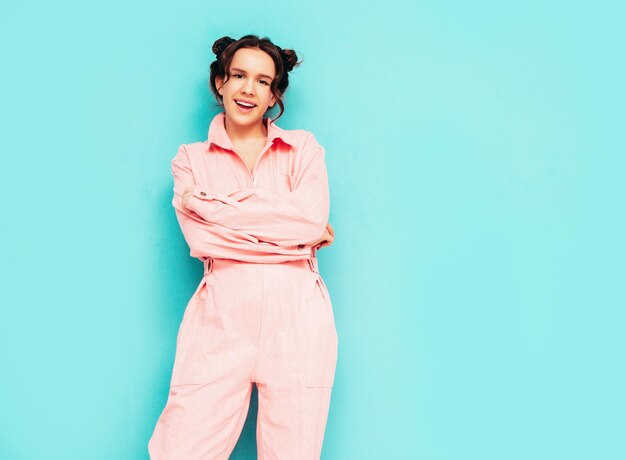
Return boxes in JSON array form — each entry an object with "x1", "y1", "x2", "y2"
[{"x1": 148, "y1": 112, "x2": 338, "y2": 459}]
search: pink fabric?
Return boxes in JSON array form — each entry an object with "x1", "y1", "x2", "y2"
[
  {"x1": 149, "y1": 112, "x2": 337, "y2": 459},
  {"x1": 171, "y1": 111, "x2": 330, "y2": 263}
]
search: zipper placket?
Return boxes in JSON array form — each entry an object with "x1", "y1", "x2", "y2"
[
  {"x1": 231, "y1": 141, "x2": 273, "y2": 187},
  {"x1": 251, "y1": 141, "x2": 273, "y2": 187}
]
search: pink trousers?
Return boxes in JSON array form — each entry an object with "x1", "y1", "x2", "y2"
[{"x1": 148, "y1": 256, "x2": 338, "y2": 459}]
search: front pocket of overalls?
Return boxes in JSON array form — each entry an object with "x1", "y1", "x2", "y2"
[
  {"x1": 170, "y1": 275, "x2": 214, "y2": 386},
  {"x1": 305, "y1": 273, "x2": 338, "y2": 388}
]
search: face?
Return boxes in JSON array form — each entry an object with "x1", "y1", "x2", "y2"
[{"x1": 215, "y1": 47, "x2": 277, "y2": 128}]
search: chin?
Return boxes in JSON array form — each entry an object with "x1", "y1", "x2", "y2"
[{"x1": 226, "y1": 106, "x2": 264, "y2": 124}]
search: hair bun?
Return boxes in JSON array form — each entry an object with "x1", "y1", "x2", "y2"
[
  {"x1": 280, "y1": 48, "x2": 300, "y2": 72},
  {"x1": 212, "y1": 36, "x2": 236, "y2": 60}
]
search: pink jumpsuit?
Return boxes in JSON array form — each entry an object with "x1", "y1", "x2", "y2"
[{"x1": 148, "y1": 112, "x2": 338, "y2": 459}]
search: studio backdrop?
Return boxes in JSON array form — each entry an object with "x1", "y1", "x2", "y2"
[{"x1": 1, "y1": 1, "x2": 625, "y2": 459}]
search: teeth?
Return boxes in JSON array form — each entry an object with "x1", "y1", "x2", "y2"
[{"x1": 236, "y1": 100, "x2": 255, "y2": 107}]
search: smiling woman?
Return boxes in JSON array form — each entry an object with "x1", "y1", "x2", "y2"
[
  {"x1": 210, "y1": 35, "x2": 299, "y2": 123},
  {"x1": 216, "y1": 48, "x2": 278, "y2": 123},
  {"x1": 148, "y1": 34, "x2": 338, "y2": 460}
]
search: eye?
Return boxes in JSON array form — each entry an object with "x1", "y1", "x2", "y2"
[
  {"x1": 259, "y1": 80, "x2": 270, "y2": 86},
  {"x1": 233, "y1": 73, "x2": 244, "y2": 79}
]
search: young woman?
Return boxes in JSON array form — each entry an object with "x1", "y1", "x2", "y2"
[{"x1": 148, "y1": 35, "x2": 338, "y2": 459}]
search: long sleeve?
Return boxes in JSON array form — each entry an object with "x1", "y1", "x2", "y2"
[
  {"x1": 171, "y1": 145, "x2": 312, "y2": 263},
  {"x1": 183, "y1": 132, "x2": 329, "y2": 247}
]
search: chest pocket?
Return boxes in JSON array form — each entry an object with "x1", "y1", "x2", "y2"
[
  {"x1": 285, "y1": 173, "x2": 297, "y2": 191},
  {"x1": 285, "y1": 148, "x2": 297, "y2": 191},
  {"x1": 276, "y1": 148, "x2": 297, "y2": 192}
]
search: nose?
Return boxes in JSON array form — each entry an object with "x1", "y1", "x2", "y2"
[{"x1": 241, "y1": 79, "x2": 255, "y2": 95}]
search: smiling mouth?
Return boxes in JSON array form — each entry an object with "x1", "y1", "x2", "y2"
[{"x1": 235, "y1": 100, "x2": 256, "y2": 108}]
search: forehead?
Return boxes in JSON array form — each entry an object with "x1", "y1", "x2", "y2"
[{"x1": 230, "y1": 48, "x2": 276, "y2": 77}]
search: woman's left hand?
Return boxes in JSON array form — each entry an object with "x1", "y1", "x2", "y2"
[{"x1": 313, "y1": 222, "x2": 335, "y2": 250}]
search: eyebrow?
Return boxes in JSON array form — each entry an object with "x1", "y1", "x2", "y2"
[{"x1": 230, "y1": 67, "x2": 274, "y2": 80}]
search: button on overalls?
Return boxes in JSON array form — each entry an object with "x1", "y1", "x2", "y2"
[{"x1": 148, "y1": 112, "x2": 338, "y2": 459}]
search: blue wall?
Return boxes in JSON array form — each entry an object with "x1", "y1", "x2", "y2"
[{"x1": 1, "y1": 1, "x2": 624, "y2": 459}]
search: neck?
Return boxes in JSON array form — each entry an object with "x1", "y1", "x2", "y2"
[{"x1": 223, "y1": 115, "x2": 268, "y2": 144}]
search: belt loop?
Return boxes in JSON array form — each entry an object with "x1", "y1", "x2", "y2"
[{"x1": 203, "y1": 257, "x2": 213, "y2": 276}]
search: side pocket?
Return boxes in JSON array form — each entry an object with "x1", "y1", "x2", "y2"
[
  {"x1": 305, "y1": 327, "x2": 338, "y2": 388},
  {"x1": 169, "y1": 275, "x2": 212, "y2": 387},
  {"x1": 305, "y1": 272, "x2": 338, "y2": 388},
  {"x1": 314, "y1": 273, "x2": 335, "y2": 323}
]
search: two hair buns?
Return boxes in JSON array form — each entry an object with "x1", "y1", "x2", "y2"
[{"x1": 212, "y1": 36, "x2": 299, "y2": 72}]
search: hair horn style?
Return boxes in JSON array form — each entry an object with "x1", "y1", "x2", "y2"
[{"x1": 212, "y1": 36, "x2": 236, "y2": 61}]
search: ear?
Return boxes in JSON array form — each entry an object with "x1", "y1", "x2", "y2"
[
  {"x1": 215, "y1": 76, "x2": 224, "y2": 96},
  {"x1": 269, "y1": 93, "x2": 277, "y2": 108}
]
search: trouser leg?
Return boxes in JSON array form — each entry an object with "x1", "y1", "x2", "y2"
[
  {"x1": 148, "y1": 380, "x2": 253, "y2": 460},
  {"x1": 149, "y1": 257, "x2": 262, "y2": 459},
  {"x1": 256, "y1": 384, "x2": 332, "y2": 460},
  {"x1": 254, "y1": 258, "x2": 338, "y2": 459}
]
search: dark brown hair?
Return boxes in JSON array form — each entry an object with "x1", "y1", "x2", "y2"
[{"x1": 209, "y1": 34, "x2": 302, "y2": 122}]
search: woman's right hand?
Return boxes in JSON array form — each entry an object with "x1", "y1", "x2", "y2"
[{"x1": 311, "y1": 223, "x2": 335, "y2": 251}]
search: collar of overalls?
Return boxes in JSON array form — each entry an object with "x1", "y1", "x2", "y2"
[{"x1": 206, "y1": 111, "x2": 297, "y2": 152}]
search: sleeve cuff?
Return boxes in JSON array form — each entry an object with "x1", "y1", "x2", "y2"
[
  {"x1": 192, "y1": 185, "x2": 213, "y2": 200},
  {"x1": 183, "y1": 185, "x2": 213, "y2": 212},
  {"x1": 185, "y1": 186, "x2": 236, "y2": 227}
]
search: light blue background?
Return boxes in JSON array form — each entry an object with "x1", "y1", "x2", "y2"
[{"x1": 1, "y1": 1, "x2": 624, "y2": 459}]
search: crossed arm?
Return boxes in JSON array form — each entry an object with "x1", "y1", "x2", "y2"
[
  {"x1": 182, "y1": 187, "x2": 334, "y2": 250},
  {"x1": 171, "y1": 135, "x2": 333, "y2": 262}
]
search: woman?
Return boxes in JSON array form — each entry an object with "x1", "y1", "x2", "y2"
[{"x1": 148, "y1": 34, "x2": 338, "y2": 459}]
